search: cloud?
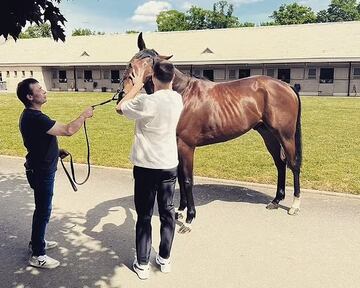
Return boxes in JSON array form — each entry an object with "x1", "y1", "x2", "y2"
[
  {"x1": 132, "y1": 1, "x2": 172, "y2": 23},
  {"x1": 232, "y1": 0, "x2": 264, "y2": 5},
  {"x1": 181, "y1": 1, "x2": 193, "y2": 10}
]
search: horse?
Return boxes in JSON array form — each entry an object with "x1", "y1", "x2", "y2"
[{"x1": 119, "y1": 33, "x2": 302, "y2": 233}]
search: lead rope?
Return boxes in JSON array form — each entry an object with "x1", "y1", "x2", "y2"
[{"x1": 60, "y1": 89, "x2": 124, "y2": 191}]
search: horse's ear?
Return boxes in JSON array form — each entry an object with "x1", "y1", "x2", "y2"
[
  {"x1": 137, "y1": 32, "x2": 146, "y2": 51},
  {"x1": 159, "y1": 55, "x2": 173, "y2": 60}
]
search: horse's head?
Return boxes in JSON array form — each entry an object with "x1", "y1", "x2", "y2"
[{"x1": 119, "y1": 32, "x2": 173, "y2": 96}]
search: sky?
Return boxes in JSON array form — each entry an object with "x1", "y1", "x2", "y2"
[{"x1": 59, "y1": 0, "x2": 332, "y2": 34}]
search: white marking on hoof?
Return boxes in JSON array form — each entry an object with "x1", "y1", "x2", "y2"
[
  {"x1": 288, "y1": 197, "x2": 301, "y2": 215},
  {"x1": 178, "y1": 222, "x2": 192, "y2": 234}
]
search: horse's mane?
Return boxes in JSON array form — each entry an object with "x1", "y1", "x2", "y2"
[{"x1": 132, "y1": 49, "x2": 159, "y2": 61}]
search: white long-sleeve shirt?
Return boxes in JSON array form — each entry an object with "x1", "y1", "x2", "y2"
[{"x1": 120, "y1": 89, "x2": 183, "y2": 169}]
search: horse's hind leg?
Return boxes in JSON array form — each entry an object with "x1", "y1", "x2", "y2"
[
  {"x1": 177, "y1": 139, "x2": 196, "y2": 233},
  {"x1": 277, "y1": 137, "x2": 301, "y2": 216},
  {"x1": 256, "y1": 124, "x2": 287, "y2": 209},
  {"x1": 176, "y1": 158, "x2": 187, "y2": 220}
]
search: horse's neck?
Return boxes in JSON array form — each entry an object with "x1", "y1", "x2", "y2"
[{"x1": 173, "y1": 69, "x2": 192, "y2": 96}]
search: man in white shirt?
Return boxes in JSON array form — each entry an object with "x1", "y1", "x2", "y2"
[{"x1": 116, "y1": 60, "x2": 183, "y2": 280}]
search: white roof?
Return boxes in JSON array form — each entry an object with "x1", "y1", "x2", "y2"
[{"x1": 1, "y1": 21, "x2": 360, "y2": 67}]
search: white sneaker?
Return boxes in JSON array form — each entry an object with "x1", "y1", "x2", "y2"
[
  {"x1": 29, "y1": 240, "x2": 58, "y2": 252},
  {"x1": 29, "y1": 255, "x2": 60, "y2": 269},
  {"x1": 156, "y1": 254, "x2": 171, "y2": 273},
  {"x1": 133, "y1": 258, "x2": 150, "y2": 280}
]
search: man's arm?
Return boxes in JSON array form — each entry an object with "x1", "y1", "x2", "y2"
[
  {"x1": 47, "y1": 107, "x2": 93, "y2": 136},
  {"x1": 116, "y1": 64, "x2": 146, "y2": 115},
  {"x1": 115, "y1": 82, "x2": 144, "y2": 115}
]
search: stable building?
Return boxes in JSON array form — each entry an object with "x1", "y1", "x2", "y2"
[{"x1": 1, "y1": 21, "x2": 360, "y2": 96}]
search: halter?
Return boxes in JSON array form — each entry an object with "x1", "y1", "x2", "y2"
[{"x1": 60, "y1": 52, "x2": 156, "y2": 191}]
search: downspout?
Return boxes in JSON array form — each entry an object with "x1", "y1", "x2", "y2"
[
  {"x1": 74, "y1": 66, "x2": 77, "y2": 91},
  {"x1": 347, "y1": 62, "x2": 352, "y2": 96}
]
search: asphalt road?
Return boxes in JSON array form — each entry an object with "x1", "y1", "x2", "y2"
[{"x1": 0, "y1": 155, "x2": 359, "y2": 288}]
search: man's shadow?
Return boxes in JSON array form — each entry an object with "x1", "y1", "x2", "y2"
[
  {"x1": 0, "y1": 172, "x2": 131, "y2": 288},
  {"x1": 81, "y1": 182, "x2": 282, "y2": 265}
]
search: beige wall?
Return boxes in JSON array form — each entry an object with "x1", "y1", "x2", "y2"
[
  {"x1": 2, "y1": 63, "x2": 360, "y2": 96},
  {"x1": 0, "y1": 66, "x2": 45, "y2": 92}
]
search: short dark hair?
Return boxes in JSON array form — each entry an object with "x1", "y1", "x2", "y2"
[
  {"x1": 153, "y1": 60, "x2": 174, "y2": 83},
  {"x1": 17, "y1": 78, "x2": 38, "y2": 107}
]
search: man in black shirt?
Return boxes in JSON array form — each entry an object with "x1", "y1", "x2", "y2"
[{"x1": 17, "y1": 78, "x2": 93, "y2": 269}]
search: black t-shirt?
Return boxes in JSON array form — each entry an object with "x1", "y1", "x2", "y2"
[{"x1": 19, "y1": 109, "x2": 59, "y2": 172}]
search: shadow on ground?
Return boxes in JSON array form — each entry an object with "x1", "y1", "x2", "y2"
[{"x1": 0, "y1": 172, "x2": 277, "y2": 288}]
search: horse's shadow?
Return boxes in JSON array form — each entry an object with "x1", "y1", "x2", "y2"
[
  {"x1": 80, "y1": 183, "x2": 279, "y2": 269},
  {"x1": 1, "y1": 171, "x2": 284, "y2": 288}
]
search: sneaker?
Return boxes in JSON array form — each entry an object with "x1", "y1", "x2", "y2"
[
  {"x1": 29, "y1": 240, "x2": 58, "y2": 252},
  {"x1": 133, "y1": 258, "x2": 150, "y2": 280},
  {"x1": 29, "y1": 255, "x2": 60, "y2": 269},
  {"x1": 155, "y1": 254, "x2": 171, "y2": 273}
]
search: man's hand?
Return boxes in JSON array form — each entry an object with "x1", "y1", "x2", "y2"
[
  {"x1": 81, "y1": 106, "x2": 94, "y2": 119},
  {"x1": 130, "y1": 63, "x2": 147, "y2": 89},
  {"x1": 116, "y1": 63, "x2": 148, "y2": 115}
]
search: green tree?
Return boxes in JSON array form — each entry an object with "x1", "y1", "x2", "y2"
[
  {"x1": 72, "y1": 28, "x2": 105, "y2": 36},
  {"x1": 186, "y1": 6, "x2": 210, "y2": 30},
  {"x1": 317, "y1": 0, "x2": 360, "y2": 22},
  {"x1": 157, "y1": 10, "x2": 188, "y2": 32},
  {"x1": 156, "y1": 1, "x2": 251, "y2": 31},
  {"x1": 260, "y1": 21, "x2": 277, "y2": 26},
  {"x1": 271, "y1": 3, "x2": 317, "y2": 25},
  {"x1": 208, "y1": 1, "x2": 242, "y2": 28},
  {"x1": 19, "y1": 23, "x2": 52, "y2": 38},
  {"x1": 239, "y1": 22, "x2": 256, "y2": 27},
  {"x1": 0, "y1": 0, "x2": 66, "y2": 41},
  {"x1": 126, "y1": 30, "x2": 140, "y2": 34}
]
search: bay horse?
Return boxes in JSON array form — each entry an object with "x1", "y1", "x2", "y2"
[{"x1": 120, "y1": 33, "x2": 302, "y2": 233}]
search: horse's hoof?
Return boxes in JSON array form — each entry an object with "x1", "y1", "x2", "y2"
[
  {"x1": 175, "y1": 210, "x2": 184, "y2": 220},
  {"x1": 288, "y1": 207, "x2": 300, "y2": 216},
  {"x1": 178, "y1": 223, "x2": 192, "y2": 234},
  {"x1": 266, "y1": 202, "x2": 279, "y2": 210}
]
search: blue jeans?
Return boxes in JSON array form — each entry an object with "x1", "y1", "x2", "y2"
[{"x1": 26, "y1": 169, "x2": 55, "y2": 256}]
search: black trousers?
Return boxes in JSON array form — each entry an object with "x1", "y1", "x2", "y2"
[{"x1": 133, "y1": 166, "x2": 177, "y2": 265}]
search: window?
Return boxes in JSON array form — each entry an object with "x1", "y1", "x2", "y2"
[
  {"x1": 308, "y1": 68, "x2": 316, "y2": 79},
  {"x1": 320, "y1": 68, "x2": 334, "y2": 84},
  {"x1": 111, "y1": 70, "x2": 120, "y2": 83},
  {"x1": 103, "y1": 70, "x2": 110, "y2": 79},
  {"x1": 278, "y1": 69, "x2": 291, "y2": 83},
  {"x1": 77, "y1": 70, "x2": 83, "y2": 79},
  {"x1": 228, "y1": 69, "x2": 236, "y2": 79},
  {"x1": 14, "y1": 71, "x2": 18, "y2": 78},
  {"x1": 193, "y1": 69, "x2": 201, "y2": 77},
  {"x1": 22, "y1": 71, "x2": 25, "y2": 77},
  {"x1": 59, "y1": 70, "x2": 67, "y2": 83},
  {"x1": 239, "y1": 69, "x2": 250, "y2": 79},
  {"x1": 52, "y1": 70, "x2": 57, "y2": 79},
  {"x1": 6, "y1": 71, "x2": 10, "y2": 78},
  {"x1": 266, "y1": 69, "x2": 275, "y2": 78},
  {"x1": 203, "y1": 70, "x2": 214, "y2": 81},
  {"x1": 84, "y1": 70, "x2": 93, "y2": 82},
  {"x1": 0, "y1": 72, "x2": 2, "y2": 81},
  {"x1": 30, "y1": 71, "x2": 33, "y2": 77},
  {"x1": 353, "y1": 68, "x2": 360, "y2": 79}
]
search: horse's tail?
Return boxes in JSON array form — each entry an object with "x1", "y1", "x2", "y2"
[{"x1": 291, "y1": 86, "x2": 302, "y2": 170}]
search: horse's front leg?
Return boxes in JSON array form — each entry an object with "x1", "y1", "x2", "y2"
[{"x1": 177, "y1": 139, "x2": 195, "y2": 233}]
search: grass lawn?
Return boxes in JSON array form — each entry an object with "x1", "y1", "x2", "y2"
[{"x1": 0, "y1": 92, "x2": 359, "y2": 194}]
